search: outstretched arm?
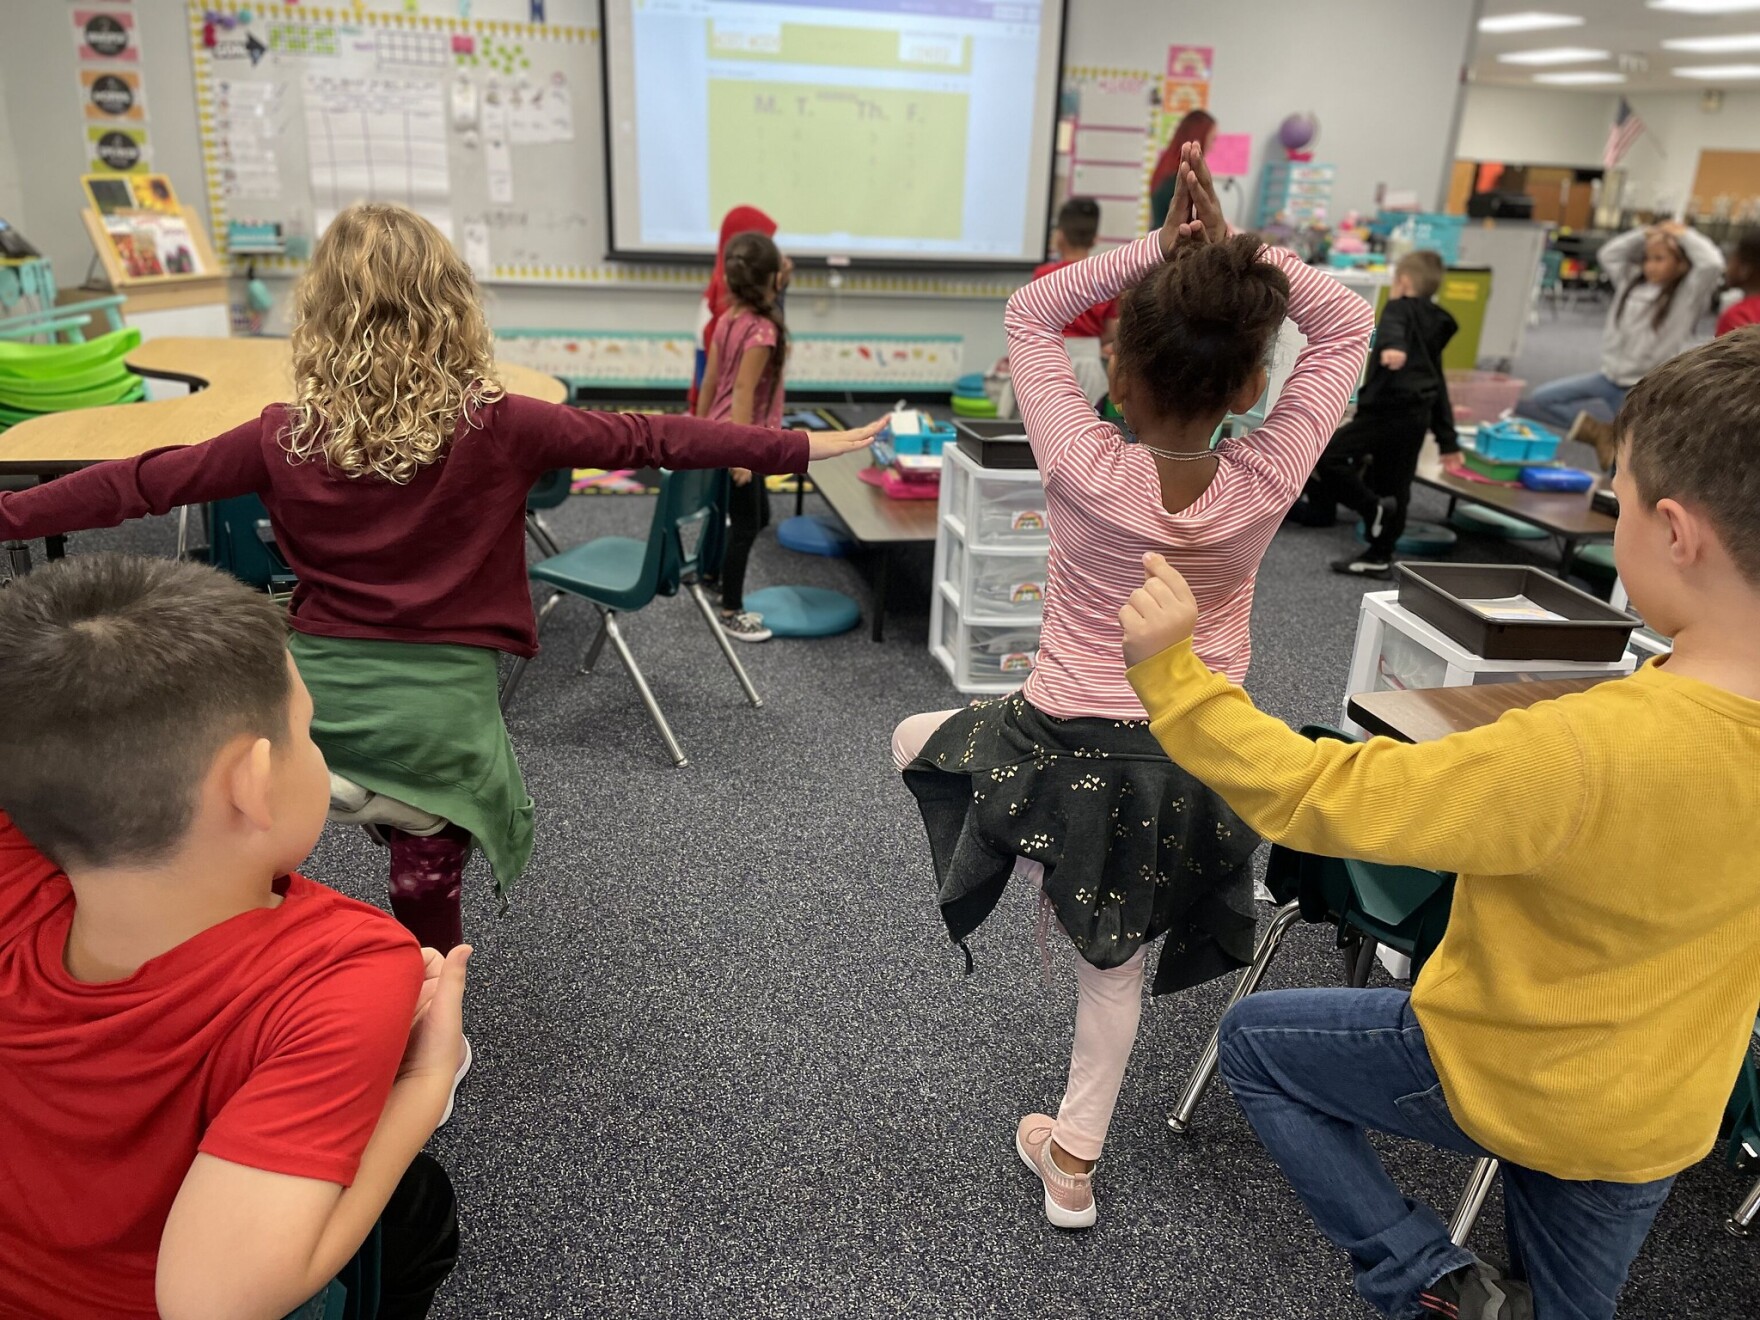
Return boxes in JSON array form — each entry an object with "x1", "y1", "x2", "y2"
[
  {"x1": 0, "y1": 419, "x2": 271, "y2": 543},
  {"x1": 514, "y1": 395, "x2": 876, "y2": 477}
]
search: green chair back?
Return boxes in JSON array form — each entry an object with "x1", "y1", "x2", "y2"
[
  {"x1": 205, "y1": 494, "x2": 294, "y2": 592},
  {"x1": 526, "y1": 467, "x2": 573, "y2": 511},
  {"x1": 1263, "y1": 724, "x2": 1457, "y2": 974},
  {"x1": 1729, "y1": 1036, "x2": 1760, "y2": 1171},
  {"x1": 531, "y1": 467, "x2": 717, "y2": 613}
]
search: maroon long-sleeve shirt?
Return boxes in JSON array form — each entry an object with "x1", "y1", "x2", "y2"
[{"x1": 0, "y1": 393, "x2": 808, "y2": 657}]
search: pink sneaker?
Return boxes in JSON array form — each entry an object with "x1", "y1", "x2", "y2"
[{"x1": 1014, "y1": 1113, "x2": 1097, "y2": 1228}]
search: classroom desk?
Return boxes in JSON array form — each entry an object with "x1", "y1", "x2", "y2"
[
  {"x1": 1412, "y1": 439, "x2": 1616, "y2": 566},
  {"x1": 0, "y1": 337, "x2": 566, "y2": 567},
  {"x1": 1347, "y1": 677, "x2": 1611, "y2": 743},
  {"x1": 0, "y1": 336, "x2": 566, "y2": 478},
  {"x1": 807, "y1": 444, "x2": 939, "y2": 641}
]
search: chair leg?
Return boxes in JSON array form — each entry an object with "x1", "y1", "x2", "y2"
[
  {"x1": 687, "y1": 580, "x2": 763, "y2": 709},
  {"x1": 1348, "y1": 935, "x2": 1380, "y2": 989},
  {"x1": 525, "y1": 512, "x2": 563, "y2": 560},
  {"x1": 498, "y1": 656, "x2": 529, "y2": 712},
  {"x1": 578, "y1": 607, "x2": 612, "y2": 675},
  {"x1": 1449, "y1": 1157, "x2": 1500, "y2": 1246},
  {"x1": 534, "y1": 589, "x2": 564, "y2": 639},
  {"x1": 600, "y1": 611, "x2": 688, "y2": 767},
  {"x1": 1168, "y1": 899, "x2": 1305, "y2": 1134},
  {"x1": 1729, "y1": 1173, "x2": 1760, "y2": 1238}
]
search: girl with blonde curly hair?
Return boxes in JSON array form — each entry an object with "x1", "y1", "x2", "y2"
[{"x1": 1, "y1": 202, "x2": 878, "y2": 955}]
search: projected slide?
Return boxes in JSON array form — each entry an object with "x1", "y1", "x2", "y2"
[{"x1": 603, "y1": 0, "x2": 1067, "y2": 264}]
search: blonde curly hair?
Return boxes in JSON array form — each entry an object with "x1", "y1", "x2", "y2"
[{"x1": 284, "y1": 204, "x2": 503, "y2": 483}]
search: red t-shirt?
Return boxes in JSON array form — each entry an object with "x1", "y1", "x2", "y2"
[
  {"x1": 1716, "y1": 292, "x2": 1760, "y2": 337},
  {"x1": 0, "y1": 395, "x2": 811, "y2": 659},
  {"x1": 0, "y1": 813, "x2": 423, "y2": 1320},
  {"x1": 1031, "y1": 260, "x2": 1118, "y2": 339}
]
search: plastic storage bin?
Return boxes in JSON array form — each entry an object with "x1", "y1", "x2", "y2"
[
  {"x1": 1389, "y1": 212, "x2": 1467, "y2": 264},
  {"x1": 946, "y1": 537, "x2": 1049, "y2": 620},
  {"x1": 1474, "y1": 418, "x2": 1560, "y2": 463},
  {"x1": 1395, "y1": 563, "x2": 1638, "y2": 662},
  {"x1": 1446, "y1": 370, "x2": 1525, "y2": 426}
]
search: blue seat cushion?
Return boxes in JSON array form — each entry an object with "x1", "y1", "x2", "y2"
[
  {"x1": 530, "y1": 536, "x2": 649, "y2": 610},
  {"x1": 1449, "y1": 503, "x2": 1549, "y2": 541},
  {"x1": 744, "y1": 585, "x2": 861, "y2": 637},
  {"x1": 1354, "y1": 518, "x2": 1458, "y2": 556},
  {"x1": 777, "y1": 513, "x2": 852, "y2": 558}
]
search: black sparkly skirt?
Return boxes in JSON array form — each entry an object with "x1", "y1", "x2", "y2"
[{"x1": 902, "y1": 691, "x2": 1260, "y2": 996}]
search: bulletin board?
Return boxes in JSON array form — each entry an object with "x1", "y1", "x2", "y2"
[{"x1": 188, "y1": 0, "x2": 600, "y2": 284}]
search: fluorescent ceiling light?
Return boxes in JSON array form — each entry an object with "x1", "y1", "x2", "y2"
[
  {"x1": 1497, "y1": 46, "x2": 1611, "y2": 64},
  {"x1": 1673, "y1": 62, "x2": 1760, "y2": 77},
  {"x1": 1478, "y1": 11, "x2": 1585, "y2": 31},
  {"x1": 1664, "y1": 34, "x2": 1760, "y2": 52},
  {"x1": 1648, "y1": 1, "x2": 1760, "y2": 14},
  {"x1": 1534, "y1": 71, "x2": 1628, "y2": 83}
]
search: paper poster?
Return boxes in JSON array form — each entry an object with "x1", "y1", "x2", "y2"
[
  {"x1": 461, "y1": 220, "x2": 492, "y2": 280},
  {"x1": 543, "y1": 73, "x2": 575, "y2": 144},
  {"x1": 214, "y1": 78, "x2": 285, "y2": 202},
  {"x1": 304, "y1": 73, "x2": 451, "y2": 229},
  {"x1": 74, "y1": 8, "x2": 139, "y2": 63},
  {"x1": 1206, "y1": 132, "x2": 1253, "y2": 178},
  {"x1": 508, "y1": 78, "x2": 547, "y2": 145},
  {"x1": 1165, "y1": 45, "x2": 1213, "y2": 81},
  {"x1": 88, "y1": 125, "x2": 151, "y2": 174},
  {"x1": 1161, "y1": 79, "x2": 1208, "y2": 115},
  {"x1": 131, "y1": 174, "x2": 181, "y2": 215},
  {"x1": 482, "y1": 92, "x2": 514, "y2": 203},
  {"x1": 80, "y1": 68, "x2": 146, "y2": 121}
]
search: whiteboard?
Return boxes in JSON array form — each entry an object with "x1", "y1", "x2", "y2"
[{"x1": 191, "y1": 0, "x2": 605, "y2": 284}]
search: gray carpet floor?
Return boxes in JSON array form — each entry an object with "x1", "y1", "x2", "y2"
[{"x1": 28, "y1": 309, "x2": 1757, "y2": 1317}]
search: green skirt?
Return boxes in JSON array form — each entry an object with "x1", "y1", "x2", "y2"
[{"x1": 289, "y1": 631, "x2": 535, "y2": 902}]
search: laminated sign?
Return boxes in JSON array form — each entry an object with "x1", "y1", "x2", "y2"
[
  {"x1": 81, "y1": 69, "x2": 146, "y2": 121},
  {"x1": 89, "y1": 125, "x2": 151, "y2": 174},
  {"x1": 75, "y1": 9, "x2": 139, "y2": 63}
]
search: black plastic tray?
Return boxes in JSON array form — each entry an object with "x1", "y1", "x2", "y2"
[
  {"x1": 954, "y1": 419, "x2": 1036, "y2": 469},
  {"x1": 1394, "y1": 563, "x2": 1637, "y2": 662}
]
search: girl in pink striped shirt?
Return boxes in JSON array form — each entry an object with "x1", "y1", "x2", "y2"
[{"x1": 894, "y1": 148, "x2": 1373, "y2": 1228}]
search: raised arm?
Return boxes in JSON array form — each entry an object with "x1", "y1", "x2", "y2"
[
  {"x1": 1597, "y1": 227, "x2": 1648, "y2": 286},
  {"x1": 1674, "y1": 224, "x2": 1728, "y2": 301},
  {"x1": 1231, "y1": 247, "x2": 1377, "y2": 495},
  {"x1": 0, "y1": 417, "x2": 271, "y2": 543},
  {"x1": 509, "y1": 394, "x2": 874, "y2": 476},
  {"x1": 1005, "y1": 234, "x2": 1166, "y2": 471}
]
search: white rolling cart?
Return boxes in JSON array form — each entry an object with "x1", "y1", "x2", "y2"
[{"x1": 929, "y1": 444, "x2": 1050, "y2": 695}]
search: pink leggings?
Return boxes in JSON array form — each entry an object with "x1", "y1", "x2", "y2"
[{"x1": 893, "y1": 710, "x2": 1146, "y2": 1163}]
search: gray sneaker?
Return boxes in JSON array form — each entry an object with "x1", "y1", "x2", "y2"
[{"x1": 719, "y1": 610, "x2": 773, "y2": 643}]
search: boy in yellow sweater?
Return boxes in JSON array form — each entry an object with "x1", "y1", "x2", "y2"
[{"x1": 1119, "y1": 330, "x2": 1760, "y2": 1320}]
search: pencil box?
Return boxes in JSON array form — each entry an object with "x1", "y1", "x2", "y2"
[
  {"x1": 1475, "y1": 418, "x2": 1561, "y2": 463},
  {"x1": 1519, "y1": 465, "x2": 1596, "y2": 493}
]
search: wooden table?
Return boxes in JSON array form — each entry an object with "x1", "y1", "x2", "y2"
[
  {"x1": 1347, "y1": 677, "x2": 1611, "y2": 743},
  {"x1": 807, "y1": 446, "x2": 939, "y2": 641},
  {"x1": 0, "y1": 336, "x2": 565, "y2": 477},
  {"x1": 0, "y1": 337, "x2": 566, "y2": 566},
  {"x1": 1413, "y1": 440, "x2": 1616, "y2": 566}
]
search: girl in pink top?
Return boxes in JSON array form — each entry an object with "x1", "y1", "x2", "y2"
[
  {"x1": 894, "y1": 148, "x2": 1373, "y2": 1228},
  {"x1": 695, "y1": 230, "x2": 793, "y2": 643}
]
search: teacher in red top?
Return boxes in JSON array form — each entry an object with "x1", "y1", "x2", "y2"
[{"x1": 1149, "y1": 110, "x2": 1218, "y2": 231}]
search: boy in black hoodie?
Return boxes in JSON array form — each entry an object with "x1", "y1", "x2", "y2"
[{"x1": 1297, "y1": 250, "x2": 1459, "y2": 579}]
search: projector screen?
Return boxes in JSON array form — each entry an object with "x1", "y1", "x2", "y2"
[{"x1": 601, "y1": 0, "x2": 1069, "y2": 265}]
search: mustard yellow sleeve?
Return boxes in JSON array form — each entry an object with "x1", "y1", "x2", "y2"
[{"x1": 1126, "y1": 641, "x2": 1590, "y2": 877}]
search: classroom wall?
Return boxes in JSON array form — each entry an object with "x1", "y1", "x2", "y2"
[
  {"x1": 1455, "y1": 85, "x2": 1615, "y2": 170},
  {"x1": 0, "y1": 0, "x2": 1480, "y2": 366},
  {"x1": 0, "y1": 62, "x2": 23, "y2": 234},
  {"x1": 1619, "y1": 91, "x2": 1760, "y2": 216}
]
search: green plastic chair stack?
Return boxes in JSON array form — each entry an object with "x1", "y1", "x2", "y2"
[{"x1": 0, "y1": 327, "x2": 144, "y2": 433}]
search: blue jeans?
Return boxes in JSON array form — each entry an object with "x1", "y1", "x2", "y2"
[
  {"x1": 1513, "y1": 373, "x2": 1629, "y2": 432},
  {"x1": 1217, "y1": 990, "x2": 1673, "y2": 1320}
]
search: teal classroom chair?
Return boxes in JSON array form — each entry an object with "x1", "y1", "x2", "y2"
[
  {"x1": 1164, "y1": 724, "x2": 1500, "y2": 1246},
  {"x1": 499, "y1": 467, "x2": 761, "y2": 767},
  {"x1": 524, "y1": 467, "x2": 572, "y2": 559}
]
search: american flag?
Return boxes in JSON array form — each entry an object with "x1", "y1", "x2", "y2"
[{"x1": 1605, "y1": 97, "x2": 1645, "y2": 169}]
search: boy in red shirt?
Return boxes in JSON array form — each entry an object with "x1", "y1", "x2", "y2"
[
  {"x1": 1032, "y1": 196, "x2": 1117, "y2": 338},
  {"x1": 1717, "y1": 232, "x2": 1760, "y2": 337},
  {"x1": 0, "y1": 554, "x2": 468, "y2": 1320}
]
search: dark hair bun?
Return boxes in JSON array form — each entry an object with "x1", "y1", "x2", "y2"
[{"x1": 1113, "y1": 233, "x2": 1291, "y2": 422}]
